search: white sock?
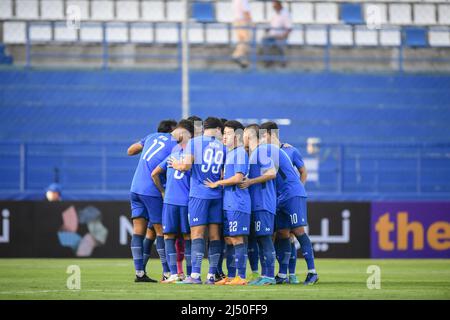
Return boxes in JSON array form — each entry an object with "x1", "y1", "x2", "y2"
[
  {"x1": 308, "y1": 269, "x2": 316, "y2": 274},
  {"x1": 136, "y1": 270, "x2": 145, "y2": 277},
  {"x1": 191, "y1": 272, "x2": 200, "y2": 279},
  {"x1": 277, "y1": 273, "x2": 287, "y2": 279},
  {"x1": 207, "y1": 273, "x2": 214, "y2": 280}
]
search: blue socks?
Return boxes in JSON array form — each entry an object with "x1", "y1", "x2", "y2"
[
  {"x1": 289, "y1": 240, "x2": 297, "y2": 274},
  {"x1": 217, "y1": 238, "x2": 225, "y2": 274},
  {"x1": 131, "y1": 234, "x2": 144, "y2": 275},
  {"x1": 208, "y1": 240, "x2": 222, "y2": 275},
  {"x1": 225, "y1": 244, "x2": 236, "y2": 278},
  {"x1": 234, "y1": 243, "x2": 247, "y2": 279},
  {"x1": 164, "y1": 238, "x2": 177, "y2": 275},
  {"x1": 247, "y1": 236, "x2": 259, "y2": 273},
  {"x1": 191, "y1": 238, "x2": 205, "y2": 278},
  {"x1": 277, "y1": 237, "x2": 291, "y2": 277},
  {"x1": 297, "y1": 233, "x2": 316, "y2": 272},
  {"x1": 184, "y1": 239, "x2": 192, "y2": 276},
  {"x1": 143, "y1": 237, "x2": 154, "y2": 272},
  {"x1": 258, "y1": 236, "x2": 275, "y2": 278},
  {"x1": 156, "y1": 236, "x2": 170, "y2": 274}
]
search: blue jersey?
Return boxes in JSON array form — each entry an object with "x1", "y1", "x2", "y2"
[
  {"x1": 223, "y1": 146, "x2": 251, "y2": 214},
  {"x1": 186, "y1": 135, "x2": 226, "y2": 199},
  {"x1": 281, "y1": 144, "x2": 307, "y2": 198},
  {"x1": 276, "y1": 146, "x2": 307, "y2": 202},
  {"x1": 130, "y1": 132, "x2": 178, "y2": 196},
  {"x1": 248, "y1": 144, "x2": 277, "y2": 214},
  {"x1": 159, "y1": 150, "x2": 190, "y2": 206}
]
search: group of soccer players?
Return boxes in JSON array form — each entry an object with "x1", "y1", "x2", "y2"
[{"x1": 128, "y1": 116, "x2": 319, "y2": 286}]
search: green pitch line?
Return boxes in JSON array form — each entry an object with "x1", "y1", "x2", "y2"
[{"x1": 0, "y1": 259, "x2": 449, "y2": 300}]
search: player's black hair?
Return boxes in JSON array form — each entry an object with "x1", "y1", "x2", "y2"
[
  {"x1": 157, "y1": 119, "x2": 177, "y2": 133},
  {"x1": 245, "y1": 123, "x2": 260, "y2": 139},
  {"x1": 224, "y1": 120, "x2": 244, "y2": 142},
  {"x1": 203, "y1": 116, "x2": 224, "y2": 130},
  {"x1": 260, "y1": 121, "x2": 279, "y2": 137},
  {"x1": 176, "y1": 119, "x2": 195, "y2": 137},
  {"x1": 220, "y1": 118, "x2": 228, "y2": 133},
  {"x1": 187, "y1": 115, "x2": 202, "y2": 123}
]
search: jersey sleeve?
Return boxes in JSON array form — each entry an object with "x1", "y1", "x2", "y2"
[
  {"x1": 185, "y1": 137, "x2": 195, "y2": 157},
  {"x1": 158, "y1": 155, "x2": 170, "y2": 171},
  {"x1": 258, "y1": 147, "x2": 275, "y2": 172},
  {"x1": 292, "y1": 147, "x2": 305, "y2": 169},
  {"x1": 234, "y1": 148, "x2": 249, "y2": 176}
]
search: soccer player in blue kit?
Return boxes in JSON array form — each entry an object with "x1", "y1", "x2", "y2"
[
  {"x1": 239, "y1": 124, "x2": 278, "y2": 285},
  {"x1": 128, "y1": 119, "x2": 178, "y2": 282},
  {"x1": 260, "y1": 121, "x2": 318, "y2": 285},
  {"x1": 205, "y1": 120, "x2": 251, "y2": 285},
  {"x1": 151, "y1": 119, "x2": 195, "y2": 283},
  {"x1": 170, "y1": 117, "x2": 226, "y2": 285}
]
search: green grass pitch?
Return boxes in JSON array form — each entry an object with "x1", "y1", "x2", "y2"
[{"x1": 0, "y1": 259, "x2": 449, "y2": 300}]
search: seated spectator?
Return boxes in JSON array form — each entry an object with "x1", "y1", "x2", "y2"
[
  {"x1": 46, "y1": 183, "x2": 62, "y2": 202},
  {"x1": 260, "y1": 1, "x2": 292, "y2": 67}
]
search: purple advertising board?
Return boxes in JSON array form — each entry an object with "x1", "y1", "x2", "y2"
[{"x1": 371, "y1": 202, "x2": 450, "y2": 258}]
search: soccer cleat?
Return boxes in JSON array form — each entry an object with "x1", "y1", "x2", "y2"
[
  {"x1": 204, "y1": 275, "x2": 216, "y2": 285},
  {"x1": 177, "y1": 276, "x2": 202, "y2": 284},
  {"x1": 135, "y1": 274, "x2": 157, "y2": 283},
  {"x1": 178, "y1": 273, "x2": 186, "y2": 281},
  {"x1": 215, "y1": 277, "x2": 231, "y2": 285},
  {"x1": 226, "y1": 276, "x2": 248, "y2": 286},
  {"x1": 215, "y1": 271, "x2": 226, "y2": 282},
  {"x1": 275, "y1": 275, "x2": 289, "y2": 284},
  {"x1": 248, "y1": 277, "x2": 263, "y2": 285},
  {"x1": 248, "y1": 272, "x2": 260, "y2": 282},
  {"x1": 161, "y1": 274, "x2": 180, "y2": 284},
  {"x1": 254, "y1": 277, "x2": 276, "y2": 286},
  {"x1": 303, "y1": 273, "x2": 319, "y2": 285},
  {"x1": 288, "y1": 274, "x2": 300, "y2": 284}
]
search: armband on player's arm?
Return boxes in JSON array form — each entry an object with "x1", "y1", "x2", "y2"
[
  {"x1": 127, "y1": 142, "x2": 143, "y2": 156},
  {"x1": 151, "y1": 166, "x2": 166, "y2": 198}
]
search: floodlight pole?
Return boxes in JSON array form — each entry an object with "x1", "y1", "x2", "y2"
[{"x1": 181, "y1": 0, "x2": 190, "y2": 119}]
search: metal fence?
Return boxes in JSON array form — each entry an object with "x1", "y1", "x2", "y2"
[{"x1": 1, "y1": 142, "x2": 449, "y2": 200}]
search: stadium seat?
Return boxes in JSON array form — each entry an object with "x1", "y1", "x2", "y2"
[
  {"x1": 364, "y1": 3, "x2": 387, "y2": 27},
  {"x1": 167, "y1": 1, "x2": 186, "y2": 22},
  {"x1": 315, "y1": 3, "x2": 339, "y2": 24},
  {"x1": 91, "y1": 0, "x2": 114, "y2": 21},
  {"x1": 250, "y1": 1, "x2": 266, "y2": 23},
  {"x1": 189, "y1": 23, "x2": 205, "y2": 44},
  {"x1": 40, "y1": 0, "x2": 64, "y2": 20},
  {"x1": 205, "y1": 23, "x2": 229, "y2": 44},
  {"x1": 106, "y1": 23, "x2": 129, "y2": 43},
  {"x1": 16, "y1": 0, "x2": 39, "y2": 19},
  {"x1": 155, "y1": 23, "x2": 179, "y2": 44},
  {"x1": 413, "y1": 4, "x2": 436, "y2": 25},
  {"x1": 66, "y1": 1, "x2": 90, "y2": 20},
  {"x1": 116, "y1": 1, "x2": 140, "y2": 21},
  {"x1": 287, "y1": 28, "x2": 304, "y2": 45},
  {"x1": 330, "y1": 25, "x2": 353, "y2": 46},
  {"x1": 0, "y1": 0, "x2": 13, "y2": 19},
  {"x1": 192, "y1": 1, "x2": 215, "y2": 23},
  {"x1": 291, "y1": 2, "x2": 314, "y2": 24},
  {"x1": 30, "y1": 24, "x2": 53, "y2": 42},
  {"x1": 54, "y1": 22, "x2": 78, "y2": 42},
  {"x1": 379, "y1": 27, "x2": 401, "y2": 46},
  {"x1": 354, "y1": 26, "x2": 378, "y2": 46},
  {"x1": 216, "y1": 1, "x2": 233, "y2": 23},
  {"x1": 438, "y1": 5, "x2": 450, "y2": 25},
  {"x1": 428, "y1": 27, "x2": 450, "y2": 47},
  {"x1": 80, "y1": 24, "x2": 104, "y2": 42},
  {"x1": 130, "y1": 23, "x2": 154, "y2": 43},
  {"x1": 404, "y1": 27, "x2": 428, "y2": 48},
  {"x1": 341, "y1": 3, "x2": 364, "y2": 25},
  {"x1": 305, "y1": 25, "x2": 328, "y2": 46},
  {"x1": 141, "y1": 1, "x2": 165, "y2": 21},
  {"x1": 389, "y1": 4, "x2": 412, "y2": 25},
  {"x1": 3, "y1": 22, "x2": 26, "y2": 44}
]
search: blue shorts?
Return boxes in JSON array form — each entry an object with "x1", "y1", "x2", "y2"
[
  {"x1": 162, "y1": 203, "x2": 190, "y2": 235},
  {"x1": 275, "y1": 196, "x2": 308, "y2": 230},
  {"x1": 223, "y1": 210, "x2": 251, "y2": 237},
  {"x1": 130, "y1": 192, "x2": 163, "y2": 225},
  {"x1": 251, "y1": 210, "x2": 275, "y2": 237},
  {"x1": 188, "y1": 197, "x2": 223, "y2": 227}
]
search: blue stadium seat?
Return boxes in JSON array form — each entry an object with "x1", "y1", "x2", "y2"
[
  {"x1": 341, "y1": 3, "x2": 364, "y2": 24},
  {"x1": 192, "y1": 1, "x2": 215, "y2": 23},
  {"x1": 404, "y1": 27, "x2": 428, "y2": 47}
]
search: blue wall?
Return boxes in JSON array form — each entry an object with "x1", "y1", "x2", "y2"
[{"x1": 1, "y1": 69, "x2": 449, "y2": 200}]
